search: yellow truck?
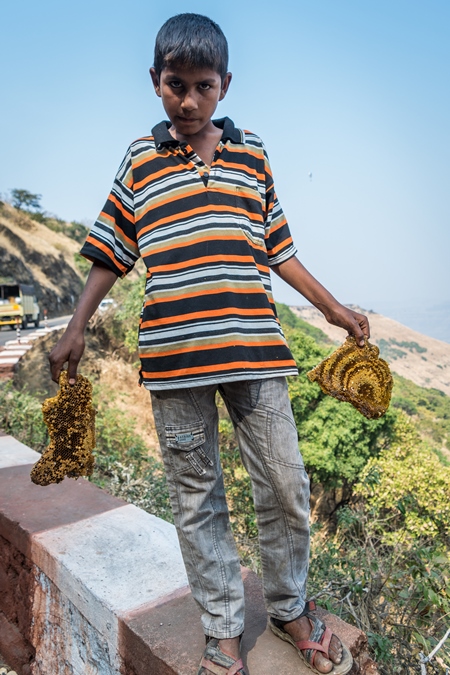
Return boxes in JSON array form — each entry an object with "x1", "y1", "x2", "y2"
[{"x1": 0, "y1": 279, "x2": 40, "y2": 329}]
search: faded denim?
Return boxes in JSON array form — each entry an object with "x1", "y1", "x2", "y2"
[{"x1": 150, "y1": 377, "x2": 310, "y2": 639}]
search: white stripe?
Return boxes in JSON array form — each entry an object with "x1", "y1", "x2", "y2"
[
  {"x1": 140, "y1": 317, "x2": 284, "y2": 343},
  {"x1": 143, "y1": 368, "x2": 298, "y2": 390}
]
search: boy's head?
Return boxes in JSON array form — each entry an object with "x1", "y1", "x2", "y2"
[
  {"x1": 153, "y1": 13, "x2": 229, "y2": 82},
  {"x1": 150, "y1": 14, "x2": 231, "y2": 138}
]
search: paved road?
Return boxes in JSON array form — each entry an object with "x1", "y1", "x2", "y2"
[{"x1": 0, "y1": 315, "x2": 71, "y2": 347}]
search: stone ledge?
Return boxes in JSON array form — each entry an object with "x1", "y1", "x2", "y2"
[{"x1": 0, "y1": 434, "x2": 379, "y2": 674}]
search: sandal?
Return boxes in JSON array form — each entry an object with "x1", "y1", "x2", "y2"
[
  {"x1": 197, "y1": 637, "x2": 248, "y2": 675},
  {"x1": 269, "y1": 600, "x2": 353, "y2": 675}
]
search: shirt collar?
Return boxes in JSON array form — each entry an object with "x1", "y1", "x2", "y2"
[{"x1": 152, "y1": 116, "x2": 242, "y2": 150}]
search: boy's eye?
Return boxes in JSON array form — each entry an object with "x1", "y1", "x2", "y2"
[
  {"x1": 169, "y1": 81, "x2": 183, "y2": 89},
  {"x1": 199, "y1": 83, "x2": 211, "y2": 90}
]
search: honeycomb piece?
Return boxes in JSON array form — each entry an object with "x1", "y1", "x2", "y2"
[
  {"x1": 307, "y1": 336, "x2": 393, "y2": 419},
  {"x1": 30, "y1": 371, "x2": 96, "y2": 486}
]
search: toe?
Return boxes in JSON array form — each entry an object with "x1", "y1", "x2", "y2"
[
  {"x1": 312, "y1": 651, "x2": 334, "y2": 674},
  {"x1": 328, "y1": 634, "x2": 343, "y2": 664}
]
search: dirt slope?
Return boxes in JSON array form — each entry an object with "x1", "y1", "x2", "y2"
[
  {"x1": 291, "y1": 305, "x2": 450, "y2": 395},
  {"x1": 0, "y1": 202, "x2": 84, "y2": 315}
]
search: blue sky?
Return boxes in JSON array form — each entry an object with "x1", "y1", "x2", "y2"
[{"x1": 1, "y1": 0, "x2": 449, "y2": 340}]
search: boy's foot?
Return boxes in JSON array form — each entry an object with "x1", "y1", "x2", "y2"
[
  {"x1": 269, "y1": 601, "x2": 353, "y2": 674},
  {"x1": 198, "y1": 636, "x2": 247, "y2": 675}
]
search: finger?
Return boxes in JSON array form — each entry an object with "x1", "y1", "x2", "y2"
[
  {"x1": 50, "y1": 363, "x2": 61, "y2": 384},
  {"x1": 67, "y1": 354, "x2": 79, "y2": 385},
  {"x1": 362, "y1": 318, "x2": 370, "y2": 339},
  {"x1": 48, "y1": 353, "x2": 63, "y2": 384},
  {"x1": 355, "y1": 312, "x2": 370, "y2": 339},
  {"x1": 351, "y1": 320, "x2": 366, "y2": 347}
]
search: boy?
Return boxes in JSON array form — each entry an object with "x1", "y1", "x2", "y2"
[{"x1": 50, "y1": 13, "x2": 369, "y2": 675}]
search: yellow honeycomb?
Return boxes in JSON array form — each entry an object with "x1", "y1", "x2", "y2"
[
  {"x1": 30, "y1": 371, "x2": 96, "y2": 486},
  {"x1": 307, "y1": 336, "x2": 393, "y2": 419}
]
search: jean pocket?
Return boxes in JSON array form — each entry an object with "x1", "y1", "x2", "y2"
[
  {"x1": 247, "y1": 380, "x2": 262, "y2": 408},
  {"x1": 165, "y1": 422, "x2": 212, "y2": 476},
  {"x1": 267, "y1": 411, "x2": 303, "y2": 468}
]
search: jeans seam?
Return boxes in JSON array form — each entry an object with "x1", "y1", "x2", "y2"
[
  {"x1": 239, "y1": 410, "x2": 305, "y2": 602},
  {"x1": 181, "y1": 387, "x2": 233, "y2": 635},
  {"x1": 157, "y1": 390, "x2": 210, "y2": 612},
  {"x1": 209, "y1": 491, "x2": 231, "y2": 634}
]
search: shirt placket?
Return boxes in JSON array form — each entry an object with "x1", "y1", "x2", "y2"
[{"x1": 177, "y1": 142, "x2": 223, "y2": 187}]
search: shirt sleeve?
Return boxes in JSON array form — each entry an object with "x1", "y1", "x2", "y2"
[
  {"x1": 262, "y1": 144, "x2": 297, "y2": 266},
  {"x1": 80, "y1": 147, "x2": 140, "y2": 277}
]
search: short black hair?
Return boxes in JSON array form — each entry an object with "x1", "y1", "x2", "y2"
[{"x1": 154, "y1": 13, "x2": 229, "y2": 81}]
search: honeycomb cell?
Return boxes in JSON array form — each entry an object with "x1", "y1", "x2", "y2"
[
  {"x1": 307, "y1": 336, "x2": 393, "y2": 419},
  {"x1": 30, "y1": 371, "x2": 96, "y2": 486}
]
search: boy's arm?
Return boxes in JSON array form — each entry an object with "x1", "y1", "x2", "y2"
[
  {"x1": 271, "y1": 255, "x2": 369, "y2": 346},
  {"x1": 49, "y1": 261, "x2": 118, "y2": 384}
]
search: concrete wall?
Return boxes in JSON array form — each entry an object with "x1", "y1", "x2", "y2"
[{"x1": 0, "y1": 433, "x2": 378, "y2": 674}]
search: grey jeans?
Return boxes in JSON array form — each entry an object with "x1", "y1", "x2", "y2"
[{"x1": 150, "y1": 377, "x2": 310, "y2": 639}]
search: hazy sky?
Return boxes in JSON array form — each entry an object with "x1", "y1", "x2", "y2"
[{"x1": 1, "y1": 0, "x2": 449, "y2": 340}]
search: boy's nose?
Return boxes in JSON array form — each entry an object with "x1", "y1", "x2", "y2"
[{"x1": 181, "y1": 91, "x2": 198, "y2": 112}]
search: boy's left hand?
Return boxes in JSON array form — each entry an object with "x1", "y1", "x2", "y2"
[
  {"x1": 325, "y1": 305, "x2": 369, "y2": 347},
  {"x1": 271, "y1": 256, "x2": 370, "y2": 347}
]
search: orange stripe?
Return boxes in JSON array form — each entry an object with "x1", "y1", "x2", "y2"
[
  {"x1": 141, "y1": 359, "x2": 297, "y2": 379},
  {"x1": 141, "y1": 338, "x2": 286, "y2": 359},
  {"x1": 99, "y1": 213, "x2": 138, "y2": 250},
  {"x1": 133, "y1": 149, "x2": 165, "y2": 169},
  {"x1": 138, "y1": 184, "x2": 206, "y2": 213},
  {"x1": 148, "y1": 254, "x2": 269, "y2": 275},
  {"x1": 142, "y1": 232, "x2": 264, "y2": 257},
  {"x1": 140, "y1": 307, "x2": 274, "y2": 329},
  {"x1": 138, "y1": 203, "x2": 263, "y2": 235},
  {"x1": 264, "y1": 219, "x2": 288, "y2": 242},
  {"x1": 107, "y1": 194, "x2": 134, "y2": 224},
  {"x1": 85, "y1": 236, "x2": 127, "y2": 273},
  {"x1": 221, "y1": 146, "x2": 264, "y2": 161},
  {"x1": 267, "y1": 237, "x2": 294, "y2": 256},
  {"x1": 134, "y1": 163, "x2": 187, "y2": 190},
  {"x1": 213, "y1": 159, "x2": 264, "y2": 181},
  {"x1": 143, "y1": 286, "x2": 265, "y2": 307}
]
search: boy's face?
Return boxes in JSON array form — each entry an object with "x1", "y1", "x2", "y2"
[{"x1": 150, "y1": 66, "x2": 231, "y2": 138}]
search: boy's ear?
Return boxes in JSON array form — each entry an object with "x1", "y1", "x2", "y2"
[
  {"x1": 149, "y1": 67, "x2": 161, "y2": 97},
  {"x1": 219, "y1": 72, "x2": 232, "y2": 101}
]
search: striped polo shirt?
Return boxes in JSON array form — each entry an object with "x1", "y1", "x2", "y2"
[{"x1": 81, "y1": 117, "x2": 299, "y2": 389}]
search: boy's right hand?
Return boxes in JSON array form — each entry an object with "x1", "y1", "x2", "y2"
[
  {"x1": 48, "y1": 260, "x2": 118, "y2": 385},
  {"x1": 49, "y1": 326, "x2": 85, "y2": 385}
]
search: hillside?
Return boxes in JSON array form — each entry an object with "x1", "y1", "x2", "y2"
[
  {"x1": 0, "y1": 202, "x2": 84, "y2": 315},
  {"x1": 291, "y1": 304, "x2": 450, "y2": 396}
]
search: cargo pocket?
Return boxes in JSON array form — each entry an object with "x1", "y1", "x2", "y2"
[{"x1": 165, "y1": 422, "x2": 213, "y2": 476}]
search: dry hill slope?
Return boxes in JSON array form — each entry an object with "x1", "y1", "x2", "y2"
[
  {"x1": 291, "y1": 304, "x2": 450, "y2": 396},
  {"x1": 0, "y1": 202, "x2": 84, "y2": 315}
]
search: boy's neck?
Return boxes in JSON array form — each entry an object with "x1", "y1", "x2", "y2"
[{"x1": 169, "y1": 120, "x2": 223, "y2": 166}]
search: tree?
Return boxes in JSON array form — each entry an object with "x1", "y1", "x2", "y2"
[{"x1": 11, "y1": 189, "x2": 42, "y2": 211}]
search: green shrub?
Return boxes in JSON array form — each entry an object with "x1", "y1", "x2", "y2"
[
  {"x1": 286, "y1": 329, "x2": 398, "y2": 488},
  {"x1": 307, "y1": 415, "x2": 450, "y2": 672},
  {"x1": 74, "y1": 252, "x2": 91, "y2": 279},
  {"x1": 275, "y1": 303, "x2": 332, "y2": 345},
  {"x1": 0, "y1": 381, "x2": 48, "y2": 451},
  {"x1": 298, "y1": 396, "x2": 396, "y2": 487},
  {"x1": 391, "y1": 376, "x2": 450, "y2": 457},
  {"x1": 111, "y1": 275, "x2": 146, "y2": 355},
  {"x1": 355, "y1": 415, "x2": 450, "y2": 544}
]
